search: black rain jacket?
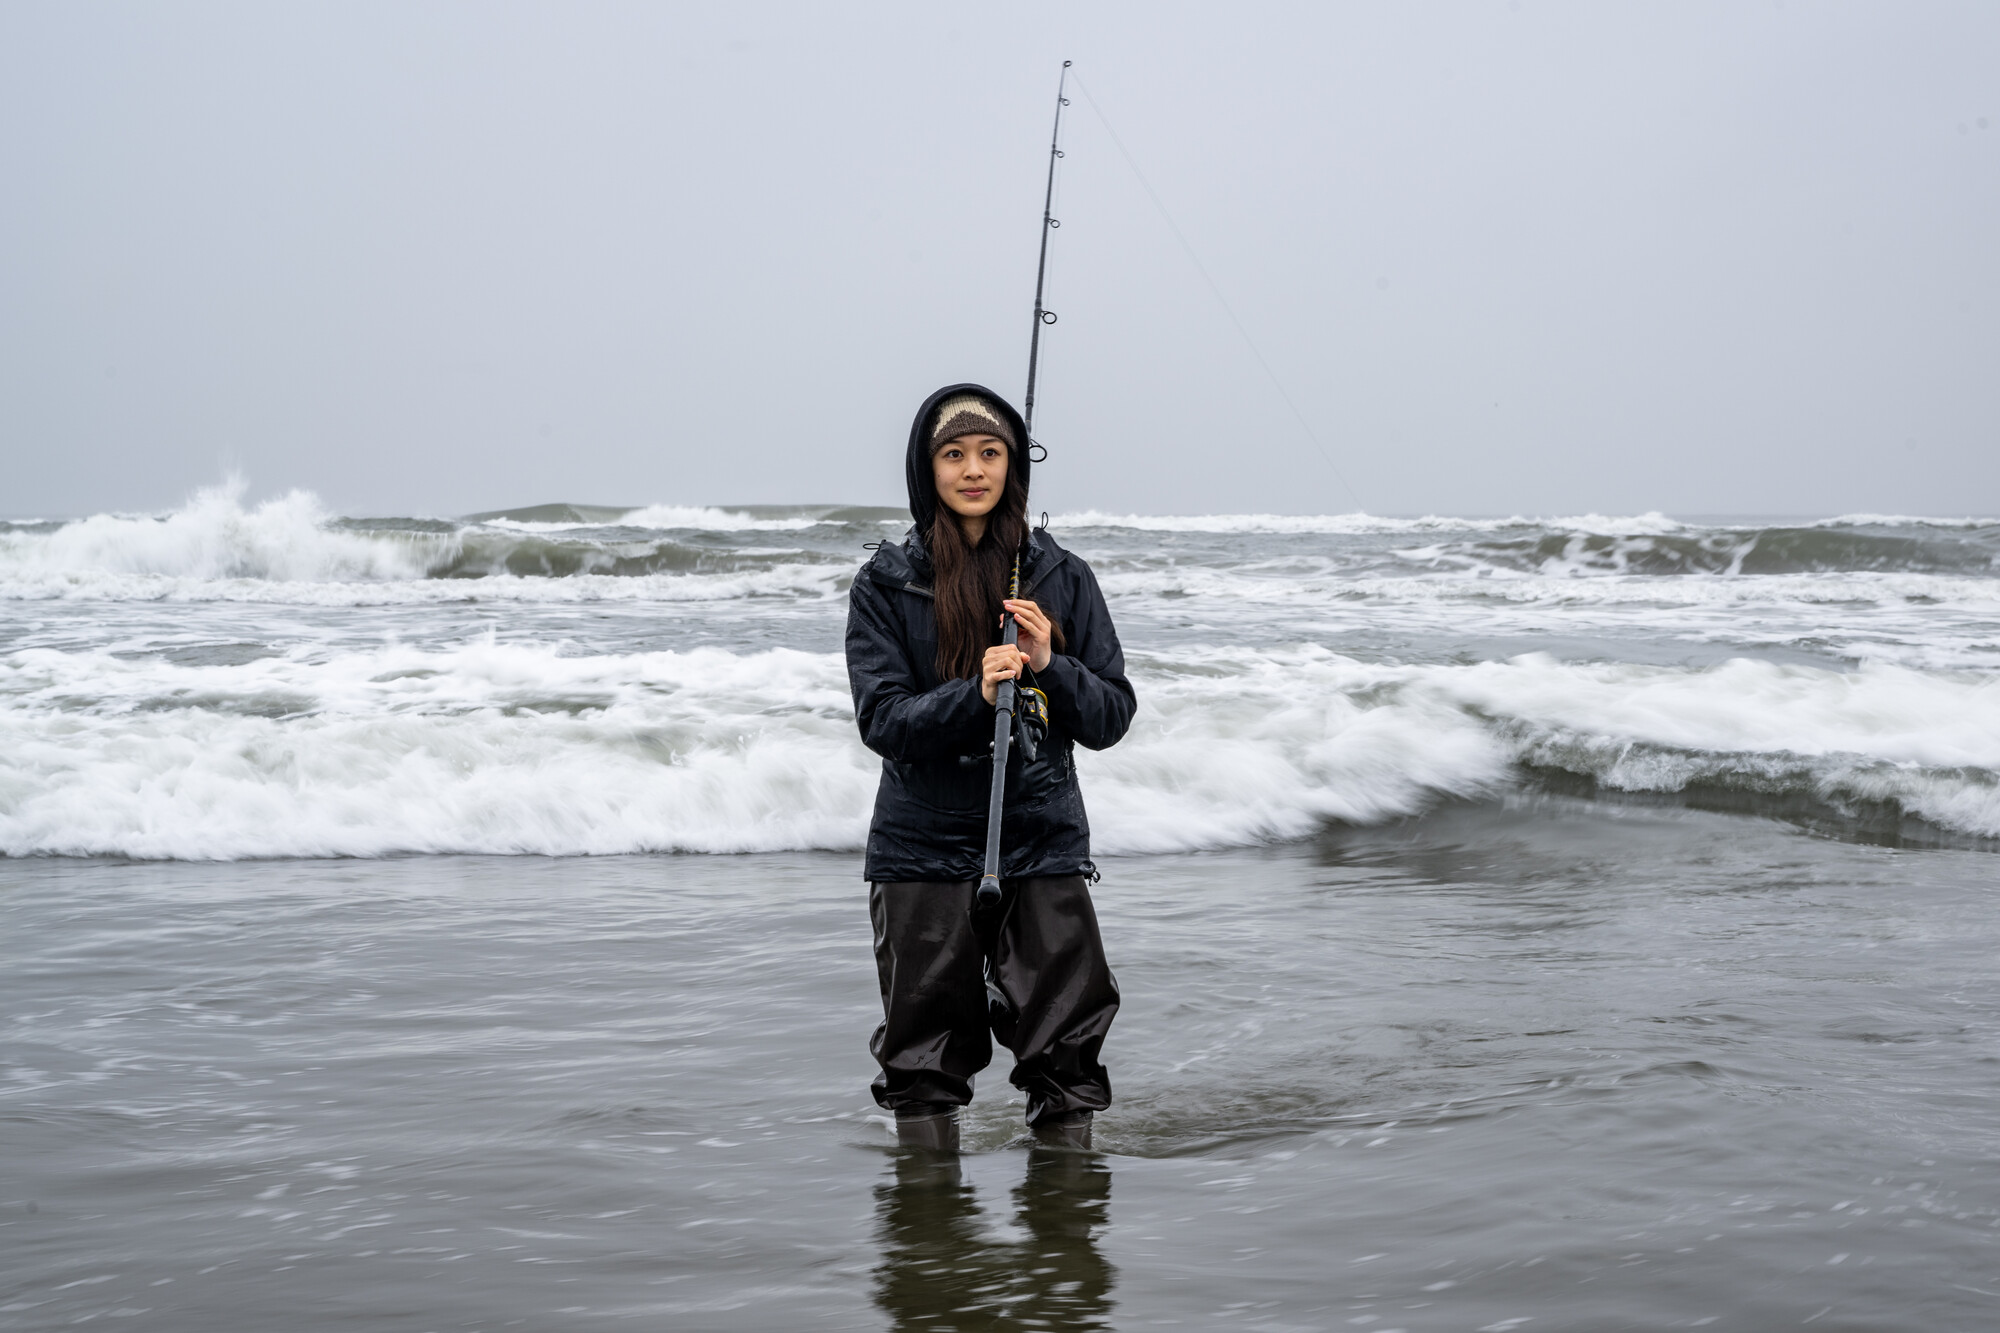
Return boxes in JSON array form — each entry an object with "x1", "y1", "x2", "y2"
[{"x1": 846, "y1": 383, "x2": 1137, "y2": 882}]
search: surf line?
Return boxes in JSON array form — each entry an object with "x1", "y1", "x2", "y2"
[{"x1": 977, "y1": 61, "x2": 1071, "y2": 910}]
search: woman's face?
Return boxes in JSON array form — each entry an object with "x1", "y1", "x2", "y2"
[{"x1": 932, "y1": 434, "x2": 1009, "y2": 519}]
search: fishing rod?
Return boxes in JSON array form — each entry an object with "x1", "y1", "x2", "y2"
[
  {"x1": 977, "y1": 60, "x2": 1070, "y2": 911},
  {"x1": 1022, "y1": 60, "x2": 1070, "y2": 440}
]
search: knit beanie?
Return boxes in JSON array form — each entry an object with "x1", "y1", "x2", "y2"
[{"x1": 929, "y1": 394, "x2": 1017, "y2": 454}]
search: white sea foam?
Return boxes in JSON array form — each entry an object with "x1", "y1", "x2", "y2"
[{"x1": 5, "y1": 642, "x2": 1996, "y2": 859}]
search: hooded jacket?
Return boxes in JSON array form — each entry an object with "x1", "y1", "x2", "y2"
[{"x1": 846, "y1": 383, "x2": 1136, "y2": 882}]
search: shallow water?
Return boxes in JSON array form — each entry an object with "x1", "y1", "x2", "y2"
[{"x1": 7, "y1": 800, "x2": 1999, "y2": 1330}]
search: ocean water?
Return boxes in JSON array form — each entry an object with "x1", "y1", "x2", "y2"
[{"x1": 4, "y1": 486, "x2": 2000, "y2": 1329}]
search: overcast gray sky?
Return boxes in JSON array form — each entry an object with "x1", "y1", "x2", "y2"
[{"x1": 3, "y1": 1, "x2": 1995, "y2": 519}]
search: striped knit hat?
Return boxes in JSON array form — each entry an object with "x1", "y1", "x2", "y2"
[{"x1": 928, "y1": 394, "x2": 1017, "y2": 454}]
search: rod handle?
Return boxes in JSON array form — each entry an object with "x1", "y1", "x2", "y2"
[{"x1": 976, "y1": 875, "x2": 1002, "y2": 908}]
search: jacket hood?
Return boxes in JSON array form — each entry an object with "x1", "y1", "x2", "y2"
[{"x1": 904, "y1": 382, "x2": 1031, "y2": 536}]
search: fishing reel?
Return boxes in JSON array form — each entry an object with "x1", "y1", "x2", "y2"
[{"x1": 1013, "y1": 684, "x2": 1050, "y2": 764}]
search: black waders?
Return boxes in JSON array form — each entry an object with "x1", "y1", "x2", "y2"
[{"x1": 871, "y1": 876, "x2": 1118, "y2": 1148}]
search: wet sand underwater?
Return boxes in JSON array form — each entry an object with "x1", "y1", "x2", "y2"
[{"x1": 6, "y1": 799, "x2": 2000, "y2": 1331}]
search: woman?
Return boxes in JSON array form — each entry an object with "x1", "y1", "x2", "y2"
[{"x1": 846, "y1": 383, "x2": 1136, "y2": 1153}]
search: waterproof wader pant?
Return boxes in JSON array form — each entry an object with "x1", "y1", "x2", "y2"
[{"x1": 869, "y1": 876, "x2": 1118, "y2": 1124}]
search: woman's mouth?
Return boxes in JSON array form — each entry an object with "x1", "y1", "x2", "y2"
[{"x1": 959, "y1": 488, "x2": 988, "y2": 500}]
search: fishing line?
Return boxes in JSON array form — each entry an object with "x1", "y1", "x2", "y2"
[{"x1": 1068, "y1": 70, "x2": 1367, "y2": 512}]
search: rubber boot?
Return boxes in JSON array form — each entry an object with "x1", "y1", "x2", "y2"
[
  {"x1": 1032, "y1": 1110, "x2": 1093, "y2": 1150},
  {"x1": 896, "y1": 1106, "x2": 961, "y2": 1153}
]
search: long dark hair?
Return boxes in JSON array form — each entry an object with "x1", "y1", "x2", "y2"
[{"x1": 929, "y1": 450, "x2": 1032, "y2": 682}]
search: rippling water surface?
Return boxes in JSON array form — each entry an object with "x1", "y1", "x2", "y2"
[
  {"x1": 7, "y1": 816, "x2": 2000, "y2": 1330},
  {"x1": 4, "y1": 490, "x2": 2000, "y2": 1328}
]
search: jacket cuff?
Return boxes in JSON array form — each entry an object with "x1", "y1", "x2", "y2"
[{"x1": 1038, "y1": 653, "x2": 1084, "y2": 701}]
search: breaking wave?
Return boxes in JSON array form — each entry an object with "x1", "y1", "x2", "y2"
[
  {"x1": 1050, "y1": 510, "x2": 1692, "y2": 536},
  {"x1": 3, "y1": 642, "x2": 1994, "y2": 859},
  {"x1": 0, "y1": 486, "x2": 441, "y2": 583},
  {"x1": 6, "y1": 488, "x2": 1995, "y2": 604}
]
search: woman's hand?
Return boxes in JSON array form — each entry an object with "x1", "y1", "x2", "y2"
[
  {"x1": 981, "y1": 643, "x2": 1030, "y2": 706},
  {"x1": 1003, "y1": 599, "x2": 1054, "y2": 672},
  {"x1": 980, "y1": 601, "x2": 1054, "y2": 704}
]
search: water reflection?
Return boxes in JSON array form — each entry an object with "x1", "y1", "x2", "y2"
[{"x1": 871, "y1": 1147, "x2": 1115, "y2": 1331}]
